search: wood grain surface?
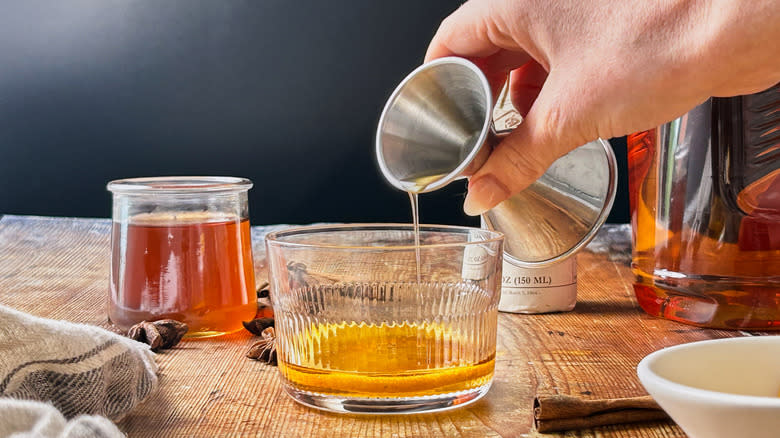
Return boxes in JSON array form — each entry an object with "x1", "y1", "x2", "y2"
[{"x1": 0, "y1": 215, "x2": 763, "y2": 437}]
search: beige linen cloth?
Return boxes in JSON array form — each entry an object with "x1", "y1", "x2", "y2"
[{"x1": 0, "y1": 305, "x2": 158, "y2": 437}]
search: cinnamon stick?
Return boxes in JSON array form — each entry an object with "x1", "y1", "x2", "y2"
[{"x1": 533, "y1": 395, "x2": 671, "y2": 432}]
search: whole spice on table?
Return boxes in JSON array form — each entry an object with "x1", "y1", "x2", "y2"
[
  {"x1": 242, "y1": 317, "x2": 274, "y2": 336},
  {"x1": 256, "y1": 281, "x2": 270, "y2": 299},
  {"x1": 533, "y1": 394, "x2": 670, "y2": 432},
  {"x1": 246, "y1": 326, "x2": 277, "y2": 365},
  {"x1": 127, "y1": 319, "x2": 188, "y2": 352},
  {"x1": 254, "y1": 282, "x2": 274, "y2": 319}
]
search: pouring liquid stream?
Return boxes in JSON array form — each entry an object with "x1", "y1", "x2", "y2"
[
  {"x1": 408, "y1": 192, "x2": 422, "y2": 288},
  {"x1": 400, "y1": 173, "x2": 450, "y2": 293}
]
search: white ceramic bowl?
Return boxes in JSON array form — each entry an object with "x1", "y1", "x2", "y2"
[{"x1": 638, "y1": 336, "x2": 780, "y2": 438}]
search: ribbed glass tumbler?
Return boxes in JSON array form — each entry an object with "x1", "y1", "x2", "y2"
[{"x1": 265, "y1": 224, "x2": 504, "y2": 414}]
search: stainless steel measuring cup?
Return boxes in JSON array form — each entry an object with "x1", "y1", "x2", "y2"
[
  {"x1": 376, "y1": 56, "x2": 617, "y2": 266},
  {"x1": 376, "y1": 57, "x2": 618, "y2": 313}
]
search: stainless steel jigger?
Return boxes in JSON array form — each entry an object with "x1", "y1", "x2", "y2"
[{"x1": 376, "y1": 57, "x2": 618, "y2": 313}]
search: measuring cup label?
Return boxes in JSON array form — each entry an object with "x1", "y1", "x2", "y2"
[{"x1": 498, "y1": 256, "x2": 577, "y2": 313}]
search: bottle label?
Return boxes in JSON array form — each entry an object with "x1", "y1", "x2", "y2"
[{"x1": 498, "y1": 256, "x2": 577, "y2": 313}]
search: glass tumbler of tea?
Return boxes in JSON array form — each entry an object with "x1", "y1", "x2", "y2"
[
  {"x1": 265, "y1": 224, "x2": 504, "y2": 414},
  {"x1": 108, "y1": 176, "x2": 256, "y2": 338}
]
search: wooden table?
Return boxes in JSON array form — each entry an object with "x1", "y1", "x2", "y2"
[{"x1": 0, "y1": 215, "x2": 768, "y2": 437}]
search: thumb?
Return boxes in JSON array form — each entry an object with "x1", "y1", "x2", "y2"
[{"x1": 463, "y1": 71, "x2": 591, "y2": 216}]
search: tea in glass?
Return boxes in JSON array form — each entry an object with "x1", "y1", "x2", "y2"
[{"x1": 108, "y1": 177, "x2": 256, "y2": 337}]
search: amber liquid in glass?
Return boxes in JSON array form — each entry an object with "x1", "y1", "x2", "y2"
[
  {"x1": 628, "y1": 106, "x2": 780, "y2": 330},
  {"x1": 277, "y1": 287, "x2": 497, "y2": 398},
  {"x1": 109, "y1": 213, "x2": 256, "y2": 337}
]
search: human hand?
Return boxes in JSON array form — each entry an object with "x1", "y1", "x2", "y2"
[{"x1": 426, "y1": 0, "x2": 780, "y2": 215}]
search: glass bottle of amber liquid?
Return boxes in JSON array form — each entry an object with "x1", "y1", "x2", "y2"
[{"x1": 628, "y1": 84, "x2": 779, "y2": 330}]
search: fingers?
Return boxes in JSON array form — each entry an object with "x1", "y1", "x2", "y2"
[
  {"x1": 462, "y1": 126, "x2": 555, "y2": 216},
  {"x1": 425, "y1": 0, "x2": 533, "y2": 99},
  {"x1": 424, "y1": 0, "x2": 591, "y2": 216},
  {"x1": 425, "y1": 1, "x2": 509, "y2": 61},
  {"x1": 463, "y1": 71, "x2": 588, "y2": 216},
  {"x1": 509, "y1": 61, "x2": 547, "y2": 117}
]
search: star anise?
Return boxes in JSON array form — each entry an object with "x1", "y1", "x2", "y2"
[
  {"x1": 256, "y1": 281, "x2": 270, "y2": 299},
  {"x1": 246, "y1": 326, "x2": 277, "y2": 366},
  {"x1": 242, "y1": 317, "x2": 274, "y2": 336},
  {"x1": 127, "y1": 319, "x2": 188, "y2": 352}
]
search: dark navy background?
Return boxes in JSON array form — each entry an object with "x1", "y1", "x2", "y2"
[{"x1": 0, "y1": 0, "x2": 629, "y2": 226}]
